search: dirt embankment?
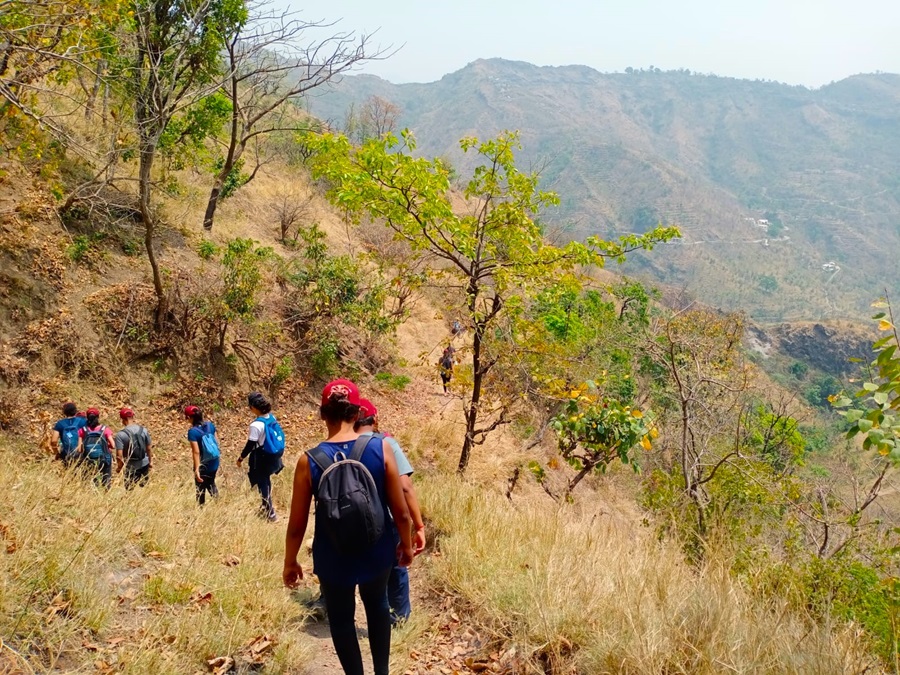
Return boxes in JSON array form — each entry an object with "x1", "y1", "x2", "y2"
[{"x1": 747, "y1": 320, "x2": 876, "y2": 375}]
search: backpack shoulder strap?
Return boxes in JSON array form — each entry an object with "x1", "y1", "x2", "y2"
[
  {"x1": 350, "y1": 433, "x2": 382, "y2": 462},
  {"x1": 307, "y1": 444, "x2": 333, "y2": 473}
]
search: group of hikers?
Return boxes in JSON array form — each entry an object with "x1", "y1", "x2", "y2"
[{"x1": 50, "y1": 380, "x2": 425, "y2": 675}]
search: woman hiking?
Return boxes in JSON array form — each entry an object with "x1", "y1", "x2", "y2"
[
  {"x1": 78, "y1": 408, "x2": 115, "y2": 489},
  {"x1": 237, "y1": 392, "x2": 285, "y2": 521},
  {"x1": 185, "y1": 406, "x2": 220, "y2": 505},
  {"x1": 283, "y1": 379, "x2": 414, "y2": 675},
  {"x1": 52, "y1": 401, "x2": 86, "y2": 467}
]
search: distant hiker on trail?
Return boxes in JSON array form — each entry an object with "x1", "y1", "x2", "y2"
[
  {"x1": 451, "y1": 318, "x2": 463, "y2": 336},
  {"x1": 78, "y1": 408, "x2": 115, "y2": 489},
  {"x1": 283, "y1": 379, "x2": 413, "y2": 675},
  {"x1": 438, "y1": 345, "x2": 456, "y2": 395},
  {"x1": 356, "y1": 398, "x2": 426, "y2": 626},
  {"x1": 238, "y1": 392, "x2": 285, "y2": 521},
  {"x1": 52, "y1": 402, "x2": 86, "y2": 467},
  {"x1": 185, "y1": 406, "x2": 220, "y2": 505},
  {"x1": 114, "y1": 408, "x2": 152, "y2": 490}
]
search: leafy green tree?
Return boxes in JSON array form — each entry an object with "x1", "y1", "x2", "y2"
[
  {"x1": 548, "y1": 385, "x2": 655, "y2": 499},
  {"x1": 0, "y1": 0, "x2": 124, "y2": 131},
  {"x1": 308, "y1": 129, "x2": 679, "y2": 473}
]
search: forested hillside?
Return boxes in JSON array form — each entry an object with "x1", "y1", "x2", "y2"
[
  {"x1": 0, "y1": 3, "x2": 899, "y2": 674},
  {"x1": 308, "y1": 59, "x2": 900, "y2": 321}
]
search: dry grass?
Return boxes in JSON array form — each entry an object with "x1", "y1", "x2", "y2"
[
  {"x1": 0, "y1": 435, "x2": 316, "y2": 674},
  {"x1": 417, "y1": 475, "x2": 875, "y2": 674}
]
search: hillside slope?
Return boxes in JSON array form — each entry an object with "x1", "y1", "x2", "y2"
[
  {"x1": 0, "y1": 149, "x2": 886, "y2": 673},
  {"x1": 308, "y1": 59, "x2": 900, "y2": 321}
]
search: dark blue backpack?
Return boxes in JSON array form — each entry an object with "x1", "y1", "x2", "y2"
[
  {"x1": 256, "y1": 415, "x2": 285, "y2": 455},
  {"x1": 83, "y1": 426, "x2": 110, "y2": 462},
  {"x1": 198, "y1": 422, "x2": 220, "y2": 466},
  {"x1": 307, "y1": 435, "x2": 385, "y2": 555},
  {"x1": 57, "y1": 417, "x2": 84, "y2": 458}
]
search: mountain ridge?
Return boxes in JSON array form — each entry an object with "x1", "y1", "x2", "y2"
[{"x1": 307, "y1": 58, "x2": 900, "y2": 322}]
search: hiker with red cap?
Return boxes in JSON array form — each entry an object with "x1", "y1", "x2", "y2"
[
  {"x1": 78, "y1": 408, "x2": 116, "y2": 489},
  {"x1": 284, "y1": 379, "x2": 414, "y2": 675},
  {"x1": 356, "y1": 398, "x2": 426, "y2": 626},
  {"x1": 114, "y1": 408, "x2": 152, "y2": 490},
  {"x1": 184, "y1": 406, "x2": 220, "y2": 504},
  {"x1": 238, "y1": 392, "x2": 285, "y2": 521}
]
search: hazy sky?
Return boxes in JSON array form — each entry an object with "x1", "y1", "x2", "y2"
[{"x1": 273, "y1": 0, "x2": 899, "y2": 87}]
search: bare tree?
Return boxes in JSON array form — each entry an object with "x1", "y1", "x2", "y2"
[
  {"x1": 269, "y1": 185, "x2": 314, "y2": 243},
  {"x1": 202, "y1": 2, "x2": 382, "y2": 231},
  {"x1": 129, "y1": 0, "x2": 245, "y2": 326},
  {"x1": 646, "y1": 308, "x2": 751, "y2": 538}
]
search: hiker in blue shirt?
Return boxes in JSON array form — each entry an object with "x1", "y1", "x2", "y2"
[
  {"x1": 356, "y1": 398, "x2": 426, "y2": 626},
  {"x1": 283, "y1": 379, "x2": 414, "y2": 675},
  {"x1": 185, "y1": 406, "x2": 220, "y2": 505},
  {"x1": 52, "y1": 402, "x2": 86, "y2": 467},
  {"x1": 237, "y1": 392, "x2": 284, "y2": 521}
]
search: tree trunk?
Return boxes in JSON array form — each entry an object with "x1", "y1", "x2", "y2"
[
  {"x1": 139, "y1": 143, "x2": 165, "y2": 329},
  {"x1": 458, "y1": 301, "x2": 483, "y2": 474},
  {"x1": 204, "y1": 77, "x2": 242, "y2": 231},
  {"x1": 202, "y1": 182, "x2": 223, "y2": 231}
]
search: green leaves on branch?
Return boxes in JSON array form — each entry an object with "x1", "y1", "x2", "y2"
[
  {"x1": 550, "y1": 383, "x2": 656, "y2": 477},
  {"x1": 832, "y1": 298, "x2": 900, "y2": 462}
]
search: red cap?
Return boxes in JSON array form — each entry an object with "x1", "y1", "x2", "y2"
[
  {"x1": 76, "y1": 411, "x2": 86, "y2": 418},
  {"x1": 119, "y1": 407, "x2": 134, "y2": 420},
  {"x1": 321, "y1": 379, "x2": 361, "y2": 407},
  {"x1": 85, "y1": 407, "x2": 100, "y2": 417},
  {"x1": 183, "y1": 405, "x2": 199, "y2": 418},
  {"x1": 358, "y1": 398, "x2": 378, "y2": 419}
]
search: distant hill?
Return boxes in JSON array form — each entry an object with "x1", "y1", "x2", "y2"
[{"x1": 305, "y1": 59, "x2": 900, "y2": 321}]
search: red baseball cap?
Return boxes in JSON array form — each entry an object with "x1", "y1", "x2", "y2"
[
  {"x1": 85, "y1": 407, "x2": 100, "y2": 417},
  {"x1": 321, "y1": 379, "x2": 361, "y2": 407},
  {"x1": 358, "y1": 398, "x2": 378, "y2": 419},
  {"x1": 119, "y1": 407, "x2": 134, "y2": 420},
  {"x1": 183, "y1": 405, "x2": 199, "y2": 418}
]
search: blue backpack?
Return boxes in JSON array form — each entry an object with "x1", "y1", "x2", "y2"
[
  {"x1": 257, "y1": 415, "x2": 285, "y2": 455},
  {"x1": 83, "y1": 426, "x2": 110, "y2": 462},
  {"x1": 57, "y1": 417, "x2": 84, "y2": 458},
  {"x1": 198, "y1": 422, "x2": 220, "y2": 466}
]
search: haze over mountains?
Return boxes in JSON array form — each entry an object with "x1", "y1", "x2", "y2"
[{"x1": 306, "y1": 58, "x2": 900, "y2": 322}]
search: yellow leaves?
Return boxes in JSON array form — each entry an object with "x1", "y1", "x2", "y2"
[
  {"x1": 827, "y1": 393, "x2": 838, "y2": 404},
  {"x1": 640, "y1": 436, "x2": 652, "y2": 451},
  {"x1": 878, "y1": 319, "x2": 894, "y2": 331},
  {"x1": 631, "y1": 409, "x2": 643, "y2": 419},
  {"x1": 650, "y1": 427, "x2": 659, "y2": 439}
]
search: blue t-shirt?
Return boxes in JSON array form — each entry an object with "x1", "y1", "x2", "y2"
[
  {"x1": 187, "y1": 422, "x2": 220, "y2": 471},
  {"x1": 358, "y1": 431, "x2": 413, "y2": 476},
  {"x1": 54, "y1": 417, "x2": 86, "y2": 456},
  {"x1": 308, "y1": 435, "x2": 397, "y2": 584}
]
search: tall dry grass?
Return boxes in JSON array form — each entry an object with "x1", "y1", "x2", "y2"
[
  {"x1": 417, "y1": 476, "x2": 875, "y2": 674},
  {"x1": 0, "y1": 436, "x2": 316, "y2": 674}
]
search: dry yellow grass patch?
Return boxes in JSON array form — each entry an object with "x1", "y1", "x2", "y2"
[
  {"x1": 417, "y1": 476, "x2": 874, "y2": 674},
  {"x1": 0, "y1": 436, "x2": 316, "y2": 674}
]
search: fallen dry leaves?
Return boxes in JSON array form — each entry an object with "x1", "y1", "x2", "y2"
[{"x1": 206, "y1": 655, "x2": 234, "y2": 674}]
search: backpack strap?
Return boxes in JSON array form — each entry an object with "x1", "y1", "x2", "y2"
[
  {"x1": 307, "y1": 444, "x2": 334, "y2": 473},
  {"x1": 350, "y1": 433, "x2": 382, "y2": 462}
]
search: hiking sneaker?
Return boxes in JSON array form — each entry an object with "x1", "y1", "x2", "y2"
[{"x1": 304, "y1": 595, "x2": 327, "y2": 622}]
